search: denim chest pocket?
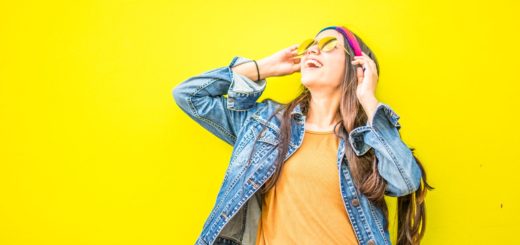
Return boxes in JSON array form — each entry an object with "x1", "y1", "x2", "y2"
[
  {"x1": 256, "y1": 129, "x2": 280, "y2": 146},
  {"x1": 232, "y1": 115, "x2": 280, "y2": 164},
  {"x1": 249, "y1": 115, "x2": 280, "y2": 146},
  {"x1": 247, "y1": 123, "x2": 280, "y2": 169}
]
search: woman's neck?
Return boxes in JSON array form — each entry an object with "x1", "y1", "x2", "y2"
[{"x1": 305, "y1": 90, "x2": 341, "y2": 132}]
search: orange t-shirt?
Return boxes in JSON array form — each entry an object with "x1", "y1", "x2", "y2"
[{"x1": 255, "y1": 129, "x2": 359, "y2": 245}]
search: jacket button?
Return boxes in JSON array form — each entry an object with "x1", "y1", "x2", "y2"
[
  {"x1": 367, "y1": 239, "x2": 375, "y2": 245},
  {"x1": 352, "y1": 198, "x2": 360, "y2": 206}
]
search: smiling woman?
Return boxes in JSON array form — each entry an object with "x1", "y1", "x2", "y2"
[{"x1": 173, "y1": 25, "x2": 433, "y2": 245}]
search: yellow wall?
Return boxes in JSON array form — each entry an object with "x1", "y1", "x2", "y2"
[{"x1": 1, "y1": 0, "x2": 518, "y2": 244}]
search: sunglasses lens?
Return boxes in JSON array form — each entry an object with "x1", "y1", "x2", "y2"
[
  {"x1": 319, "y1": 37, "x2": 338, "y2": 52},
  {"x1": 297, "y1": 39, "x2": 315, "y2": 55},
  {"x1": 297, "y1": 36, "x2": 339, "y2": 55}
]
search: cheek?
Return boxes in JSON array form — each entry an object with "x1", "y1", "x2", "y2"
[
  {"x1": 324, "y1": 55, "x2": 346, "y2": 75},
  {"x1": 324, "y1": 62, "x2": 345, "y2": 78}
]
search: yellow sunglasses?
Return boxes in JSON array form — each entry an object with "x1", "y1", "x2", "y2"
[{"x1": 296, "y1": 36, "x2": 351, "y2": 57}]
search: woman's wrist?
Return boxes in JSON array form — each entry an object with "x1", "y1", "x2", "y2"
[
  {"x1": 256, "y1": 57, "x2": 276, "y2": 79},
  {"x1": 358, "y1": 95, "x2": 379, "y2": 125},
  {"x1": 231, "y1": 58, "x2": 274, "y2": 81}
]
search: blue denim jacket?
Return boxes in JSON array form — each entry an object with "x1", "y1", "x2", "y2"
[{"x1": 173, "y1": 56, "x2": 422, "y2": 245}]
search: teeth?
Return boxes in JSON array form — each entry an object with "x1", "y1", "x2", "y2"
[{"x1": 306, "y1": 59, "x2": 322, "y2": 68}]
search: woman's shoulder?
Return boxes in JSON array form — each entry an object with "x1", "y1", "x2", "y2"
[{"x1": 256, "y1": 98, "x2": 285, "y2": 115}]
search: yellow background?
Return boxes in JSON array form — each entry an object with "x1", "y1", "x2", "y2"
[{"x1": 1, "y1": 0, "x2": 519, "y2": 244}]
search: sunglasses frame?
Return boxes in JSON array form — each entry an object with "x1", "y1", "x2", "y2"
[{"x1": 296, "y1": 36, "x2": 351, "y2": 57}]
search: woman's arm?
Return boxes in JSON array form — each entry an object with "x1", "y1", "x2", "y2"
[
  {"x1": 231, "y1": 58, "x2": 274, "y2": 81},
  {"x1": 348, "y1": 103, "x2": 422, "y2": 197},
  {"x1": 350, "y1": 52, "x2": 422, "y2": 197},
  {"x1": 173, "y1": 45, "x2": 301, "y2": 146},
  {"x1": 173, "y1": 56, "x2": 270, "y2": 146}
]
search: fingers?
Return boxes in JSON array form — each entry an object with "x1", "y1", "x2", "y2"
[
  {"x1": 293, "y1": 63, "x2": 301, "y2": 73},
  {"x1": 357, "y1": 51, "x2": 376, "y2": 71},
  {"x1": 356, "y1": 65, "x2": 364, "y2": 82},
  {"x1": 364, "y1": 53, "x2": 376, "y2": 72},
  {"x1": 351, "y1": 59, "x2": 367, "y2": 71},
  {"x1": 288, "y1": 44, "x2": 299, "y2": 52},
  {"x1": 289, "y1": 48, "x2": 300, "y2": 59},
  {"x1": 352, "y1": 52, "x2": 376, "y2": 75},
  {"x1": 351, "y1": 57, "x2": 368, "y2": 84}
]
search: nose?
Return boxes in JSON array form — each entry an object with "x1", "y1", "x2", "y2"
[{"x1": 305, "y1": 43, "x2": 320, "y2": 56}]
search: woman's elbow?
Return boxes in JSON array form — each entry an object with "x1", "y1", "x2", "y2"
[
  {"x1": 173, "y1": 85, "x2": 190, "y2": 111},
  {"x1": 384, "y1": 161, "x2": 422, "y2": 197}
]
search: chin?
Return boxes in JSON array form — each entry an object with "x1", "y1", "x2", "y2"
[
  {"x1": 300, "y1": 77, "x2": 322, "y2": 89},
  {"x1": 301, "y1": 70, "x2": 320, "y2": 84}
]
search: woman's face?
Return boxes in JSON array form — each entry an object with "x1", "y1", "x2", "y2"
[{"x1": 300, "y1": 29, "x2": 347, "y2": 91}]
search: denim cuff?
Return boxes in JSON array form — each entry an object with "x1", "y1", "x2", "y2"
[
  {"x1": 226, "y1": 56, "x2": 267, "y2": 111},
  {"x1": 348, "y1": 102, "x2": 402, "y2": 156}
]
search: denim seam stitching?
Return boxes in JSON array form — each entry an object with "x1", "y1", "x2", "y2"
[
  {"x1": 251, "y1": 114, "x2": 297, "y2": 148},
  {"x1": 369, "y1": 126, "x2": 414, "y2": 195},
  {"x1": 210, "y1": 180, "x2": 260, "y2": 245},
  {"x1": 227, "y1": 66, "x2": 265, "y2": 95},
  {"x1": 204, "y1": 139, "x2": 259, "y2": 241},
  {"x1": 339, "y1": 162, "x2": 363, "y2": 244},
  {"x1": 368, "y1": 201, "x2": 390, "y2": 244},
  {"x1": 348, "y1": 126, "x2": 372, "y2": 155},
  {"x1": 208, "y1": 138, "x2": 273, "y2": 238},
  {"x1": 187, "y1": 78, "x2": 237, "y2": 144}
]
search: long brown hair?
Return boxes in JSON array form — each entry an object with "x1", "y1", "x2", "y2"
[{"x1": 245, "y1": 30, "x2": 434, "y2": 245}]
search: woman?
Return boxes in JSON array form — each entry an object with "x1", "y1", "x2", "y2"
[{"x1": 173, "y1": 25, "x2": 433, "y2": 245}]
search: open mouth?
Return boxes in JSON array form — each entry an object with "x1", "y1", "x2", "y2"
[{"x1": 305, "y1": 59, "x2": 323, "y2": 69}]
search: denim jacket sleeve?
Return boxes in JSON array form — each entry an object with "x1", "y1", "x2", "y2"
[
  {"x1": 172, "y1": 56, "x2": 267, "y2": 146},
  {"x1": 348, "y1": 103, "x2": 422, "y2": 197}
]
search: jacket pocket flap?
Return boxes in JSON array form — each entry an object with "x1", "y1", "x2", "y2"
[{"x1": 257, "y1": 131, "x2": 279, "y2": 145}]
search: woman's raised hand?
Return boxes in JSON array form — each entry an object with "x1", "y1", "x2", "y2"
[{"x1": 258, "y1": 44, "x2": 301, "y2": 77}]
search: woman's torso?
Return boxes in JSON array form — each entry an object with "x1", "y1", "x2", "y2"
[{"x1": 256, "y1": 129, "x2": 358, "y2": 245}]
